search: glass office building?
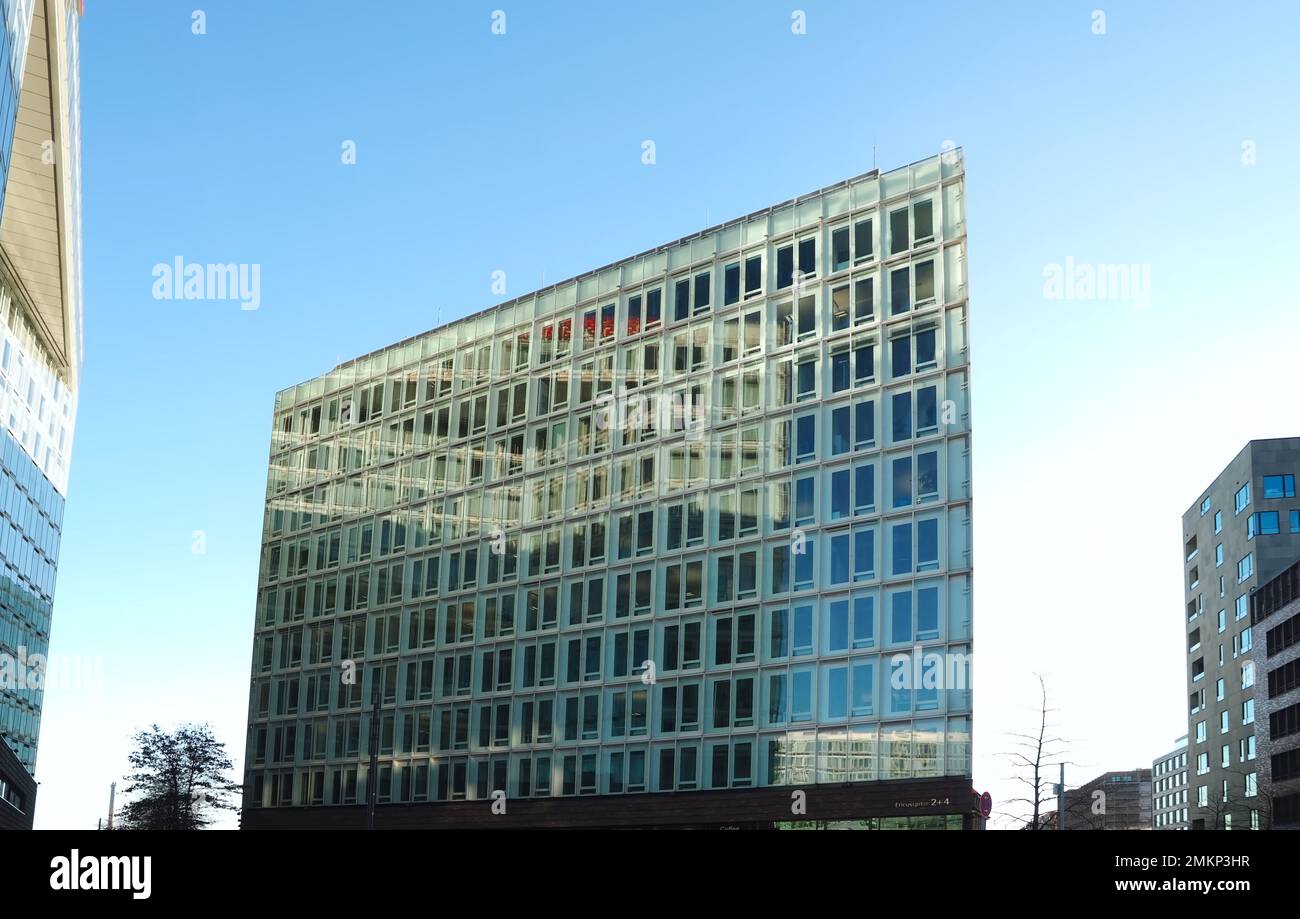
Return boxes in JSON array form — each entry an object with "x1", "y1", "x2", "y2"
[
  {"x1": 0, "y1": 0, "x2": 34, "y2": 218},
  {"x1": 0, "y1": 416, "x2": 64, "y2": 772},
  {"x1": 0, "y1": 0, "x2": 83, "y2": 829},
  {"x1": 243, "y1": 150, "x2": 974, "y2": 829}
]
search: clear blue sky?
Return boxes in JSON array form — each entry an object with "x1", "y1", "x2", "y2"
[{"x1": 34, "y1": 0, "x2": 1300, "y2": 827}]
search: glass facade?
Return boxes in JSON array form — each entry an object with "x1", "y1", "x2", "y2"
[
  {"x1": 244, "y1": 151, "x2": 972, "y2": 814},
  {"x1": 0, "y1": 424, "x2": 64, "y2": 773},
  {"x1": 0, "y1": 1, "x2": 82, "y2": 784},
  {"x1": 0, "y1": 0, "x2": 33, "y2": 218},
  {"x1": 0, "y1": 266, "x2": 76, "y2": 494}
]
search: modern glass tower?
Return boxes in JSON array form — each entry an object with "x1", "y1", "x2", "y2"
[
  {"x1": 0, "y1": 0, "x2": 83, "y2": 829},
  {"x1": 243, "y1": 150, "x2": 973, "y2": 829}
]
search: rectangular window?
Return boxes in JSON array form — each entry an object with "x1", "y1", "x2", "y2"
[
  {"x1": 831, "y1": 407, "x2": 850, "y2": 455},
  {"x1": 892, "y1": 456, "x2": 912, "y2": 509},
  {"x1": 744, "y1": 255, "x2": 762, "y2": 299},
  {"x1": 674, "y1": 278, "x2": 690, "y2": 322},
  {"x1": 854, "y1": 401, "x2": 875, "y2": 450},
  {"x1": 890, "y1": 336, "x2": 910, "y2": 379},
  {"x1": 777, "y1": 245, "x2": 794, "y2": 290},
  {"x1": 890, "y1": 267, "x2": 910, "y2": 315},
  {"x1": 917, "y1": 519, "x2": 939, "y2": 571},
  {"x1": 626, "y1": 295, "x2": 642, "y2": 336},
  {"x1": 891, "y1": 523, "x2": 912, "y2": 576},
  {"x1": 1264, "y1": 474, "x2": 1296, "y2": 499},
  {"x1": 797, "y1": 296, "x2": 816, "y2": 340},
  {"x1": 690, "y1": 271, "x2": 710, "y2": 315},
  {"x1": 854, "y1": 278, "x2": 873, "y2": 324},
  {"x1": 915, "y1": 328, "x2": 936, "y2": 368},
  {"x1": 854, "y1": 217, "x2": 873, "y2": 263},
  {"x1": 913, "y1": 199, "x2": 934, "y2": 243},
  {"x1": 917, "y1": 451, "x2": 939, "y2": 501},
  {"x1": 720, "y1": 262, "x2": 740, "y2": 306},
  {"x1": 832, "y1": 227, "x2": 850, "y2": 272},
  {"x1": 917, "y1": 386, "x2": 938, "y2": 433},
  {"x1": 891, "y1": 392, "x2": 912, "y2": 443},
  {"x1": 798, "y1": 237, "x2": 816, "y2": 278},
  {"x1": 889, "y1": 208, "x2": 909, "y2": 255},
  {"x1": 914, "y1": 260, "x2": 935, "y2": 303},
  {"x1": 830, "y1": 469, "x2": 850, "y2": 520},
  {"x1": 853, "y1": 528, "x2": 875, "y2": 582},
  {"x1": 646, "y1": 288, "x2": 661, "y2": 328},
  {"x1": 853, "y1": 462, "x2": 875, "y2": 515}
]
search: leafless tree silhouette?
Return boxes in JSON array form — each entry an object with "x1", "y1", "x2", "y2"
[
  {"x1": 1197, "y1": 762, "x2": 1272, "y2": 830},
  {"x1": 998, "y1": 674, "x2": 1078, "y2": 829}
]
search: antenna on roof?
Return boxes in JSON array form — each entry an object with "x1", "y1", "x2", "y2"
[{"x1": 873, "y1": 145, "x2": 876, "y2": 170}]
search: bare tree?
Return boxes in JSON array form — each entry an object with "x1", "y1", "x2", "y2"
[
  {"x1": 1197, "y1": 763, "x2": 1272, "y2": 830},
  {"x1": 998, "y1": 674, "x2": 1075, "y2": 830}
]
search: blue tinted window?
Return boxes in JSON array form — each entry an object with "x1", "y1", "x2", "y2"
[
  {"x1": 830, "y1": 534, "x2": 849, "y2": 586},
  {"x1": 793, "y1": 605, "x2": 814, "y2": 655},
  {"x1": 917, "y1": 386, "x2": 938, "y2": 431},
  {"x1": 891, "y1": 522, "x2": 912, "y2": 575},
  {"x1": 892, "y1": 392, "x2": 912, "y2": 442},
  {"x1": 768, "y1": 673, "x2": 787, "y2": 723},
  {"x1": 828, "y1": 599, "x2": 849, "y2": 650},
  {"x1": 853, "y1": 527, "x2": 874, "y2": 581},
  {"x1": 830, "y1": 469, "x2": 850, "y2": 519},
  {"x1": 769, "y1": 608, "x2": 789, "y2": 658},
  {"x1": 916, "y1": 328, "x2": 936, "y2": 367},
  {"x1": 1264, "y1": 475, "x2": 1296, "y2": 499},
  {"x1": 854, "y1": 400, "x2": 874, "y2": 448},
  {"x1": 853, "y1": 596, "x2": 874, "y2": 647},
  {"x1": 890, "y1": 266, "x2": 910, "y2": 314},
  {"x1": 831, "y1": 352, "x2": 850, "y2": 392},
  {"x1": 795, "y1": 475, "x2": 815, "y2": 525},
  {"x1": 854, "y1": 464, "x2": 875, "y2": 514},
  {"x1": 891, "y1": 336, "x2": 910, "y2": 378},
  {"x1": 854, "y1": 343, "x2": 874, "y2": 384},
  {"x1": 918, "y1": 451, "x2": 939, "y2": 499},
  {"x1": 851, "y1": 661, "x2": 874, "y2": 715},
  {"x1": 794, "y1": 538, "x2": 815, "y2": 589},
  {"x1": 770, "y1": 545, "x2": 789, "y2": 594},
  {"x1": 917, "y1": 586, "x2": 940, "y2": 639},
  {"x1": 791, "y1": 670, "x2": 812, "y2": 721},
  {"x1": 796, "y1": 415, "x2": 816, "y2": 460},
  {"x1": 892, "y1": 457, "x2": 912, "y2": 508},
  {"x1": 918, "y1": 519, "x2": 939, "y2": 570},
  {"x1": 891, "y1": 591, "x2": 912, "y2": 643},
  {"x1": 831, "y1": 407, "x2": 850, "y2": 455},
  {"x1": 825, "y1": 666, "x2": 848, "y2": 720},
  {"x1": 723, "y1": 263, "x2": 740, "y2": 304},
  {"x1": 776, "y1": 246, "x2": 794, "y2": 289},
  {"x1": 916, "y1": 664, "x2": 940, "y2": 711},
  {"x1": 889, "y1": 659, "x2": 910, "y2": 714}
]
